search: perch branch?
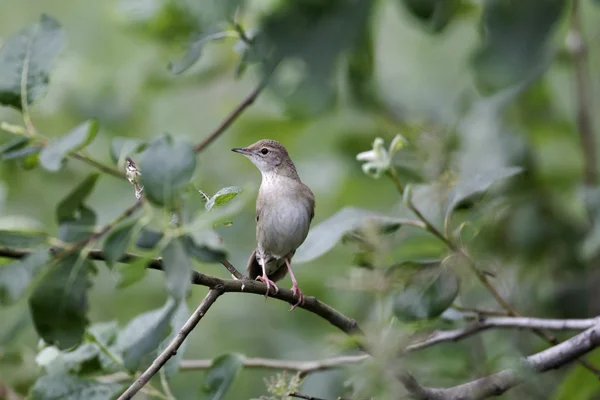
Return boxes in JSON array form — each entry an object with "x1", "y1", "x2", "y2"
[
  {"x1": 116, "y1": 288, "x2": 223, "y2": 400},
  {"x1": 401, "y1": 321, "x2": 600, "y2": 400}
]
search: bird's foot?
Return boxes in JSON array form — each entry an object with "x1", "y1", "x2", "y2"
[
  {"x1": 289, "y1": 283, "x2": 304, "y2": 311},
  {"x1": 256, "y1": 275, "x2": 279, "y2": 299}
]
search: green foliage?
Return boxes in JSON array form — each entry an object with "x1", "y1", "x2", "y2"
[
  {"x1": 39, "y1": 120, "x2": 99, "y2": 172},
  {"x1": 201, "y1": 353, "x2": 245, "y2": 400},
  {"x1": 139, "y1": 135, "x2": 197, "y2": 206},
  {"x1": 161, "y1": 237, "x2": 192, "y2": 300},
  {"x1": 0, "y1": 14, "x2": 65, "y2": 109},
  {"x1": 0, "y1": 229, "x2": 47, "y2": 247},
  {"x1": 398, "y1": 0, "x2": 462, "y2": 33},
  {"x1": 29, "y1": 255, "x2": 92, "y2": 349},
  {"x1": 109, "y1": 137, "x2": 147, "y2": 166},
  {"x1": 114, "y1": 257, "x2": 148, "y2": 289},
  {"x1": 0, "y1": 249, "x2": 50, "y2": 305},
  {"x1": 29, "y1": 373, "x2": 122, "y2": 400},
  {"x1": 205, "y1": 186, "x2": 242, "y2": 211},
  {"x1": 56, "y1": 173, "x2": 100, "y2": 223},
  {"x1": 102, "y1": 218, "x2": 139, "y2": 267}
]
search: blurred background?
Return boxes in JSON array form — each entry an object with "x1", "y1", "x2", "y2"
[{"x1": 1, "y1": 0, "x2": 600, "y2": 399}]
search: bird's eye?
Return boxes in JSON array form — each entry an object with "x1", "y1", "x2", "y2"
[{"x1": 260, "y1": 148, "x2": 269, "y2": 155}]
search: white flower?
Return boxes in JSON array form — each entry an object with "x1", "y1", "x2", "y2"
[{"x1": 356, "y1": 134, "x2": 408, "y2": 178}]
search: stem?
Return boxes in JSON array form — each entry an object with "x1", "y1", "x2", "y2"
[{"x1": 70, "y1": 153, "x2": 124, "y2": 179}]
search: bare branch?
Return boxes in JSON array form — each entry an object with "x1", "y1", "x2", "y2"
[
  {"x1": 401, "y1": 321, "x2": 600, "y2": 400},
  {"x1": 116, "y1": 288, "x2": 223, "y2": 400}
]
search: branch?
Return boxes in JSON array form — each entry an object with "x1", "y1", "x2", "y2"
[
  {"x1": 569, "y1": 0, "x2": 597, "y2": 186},
  {"x1": 116, "y1": 288, "x2": 223, "y2": 400},
  {"x1": 193, "y1": 76, "x2": 270, "y2": 153},
  {"x1": 401, "y1": 321, "x2": 600, "y2": 400}
]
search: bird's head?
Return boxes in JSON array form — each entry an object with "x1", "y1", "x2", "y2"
[{"x1": 232, "y1": 139, "x2": 298, "y2": 177}]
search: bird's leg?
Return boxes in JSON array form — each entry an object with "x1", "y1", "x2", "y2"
[
  {"x1": 256, "y1": 257, "x2": 278, "y2": 299},
  {"x1": 285, "y1": 258, "x2": 304, "y2": 311}
]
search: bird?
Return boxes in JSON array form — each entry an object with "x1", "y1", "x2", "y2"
[{"x1": 232, "y1": 139, "x2": 315, "y2": 310}]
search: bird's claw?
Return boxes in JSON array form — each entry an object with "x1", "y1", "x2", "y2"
[
  {"x1": 256, "y1": 275, "x2": 279, "y2": 299},
  {"x1": 289, "y1": 284, "x2": 304, "y2": 311}
]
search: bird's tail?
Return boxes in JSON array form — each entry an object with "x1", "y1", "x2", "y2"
[{"x1": 246, "y1": 250, "x2": 289, "y2": 282}]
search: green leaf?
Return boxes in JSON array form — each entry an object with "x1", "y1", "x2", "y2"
[
  {"x1": 182, "y1": 233, "x2": 227, "y2": 263},
  {"x1": 1, "y1": 144, "x2": 42, "y2": 160},
  {"x1": 398, "y1": 0, "x2": 462, "y2": 33},
  {"x1": 135, "y1": 228, "x2": 164, "y2": 250},
  {"x1": 346, "y1": 17, "x2": 380, "y2": 111},
  {"x1": 40, "y1": 120, "x2": 99, "y2": 172},
  {"x1": 102, "y1": 219, "x2": 138, "y2": 267},
  {"x1": 294, "y1": 207, "x2": 423, "y2": 264},
  {"x1": 140, "y1": 135, "x2": 197, "y2": 206},
  {"x1": 116, "y1": 298, "x2": 177, "y2": 372},
  {"x1": 0, "y1": 249, "x2": 50, "y2": 305},
  {"x1": 443, "y1": 167, "x2": 522, "y2": 229},
  {"x1": 57, "y1": 206, "x2": 96, "y2": 243},
  {"x1": 169, "y1": 31, "x2": 234, "y2": 75},
  {"x1": 552, "y1": 349, "x2": 600, "y2": 400},
  {"x1": 29, "y1": 373, "x2": 122, "y2": 400},
  {"x1": 158, "y1": 300, "x2": 189, "y2": 378},
  {"x1": 56, "y1": 173, "x2": 100, "y2": 223},
  {"x1": 29, "y1": 255, "x2": 92, "y2": 350},
  {"x1": 115, "y1": 257, "x2": 148, "y2": 289},
  {"x1": 109, "y1": 137, "x2": 147, "y2": 165},
  {"x1": 161, "y1": 237, "x2": 192, "y2": 300},
  {"x1": 0, "y1": 14, "x2": 65, "y2": 110},
  {"x1": 472, "y1": 0, "x2": 566, "y2": 93},
  {"x1": 0, "y1": 136, "x2": 30, "y2": 155},
  {"x1": 201, "y1": 353, "x2": 245, "y2": 400},
  {"x1": 392, "y1": 268, "x2": 459, "y2": 321},
  {"x1": 0, "y1": 229, "x2": 47, "y2": 247},
  {"x1": 205, "y1": 187, "x2": 242, "y2": 211}
]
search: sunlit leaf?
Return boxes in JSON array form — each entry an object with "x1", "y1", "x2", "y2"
[
  {"x1": 102, "y1": 218, "x2": 138, "y2": 267},
  {"x1": 140, "y1": 135, "x2": 196, "y2": 206},
  {"x1": 0, "y1": 14, "x2": 65, "y2": 110},
  {"x1": 29, "y1": 255, "x2": 92, "y2": 350},
  {"x1": 201, "y1": 353, "x2": 245, "y2": 400},
  {"x1": 29, "y1": 373, "x2": 122, "y2": 400},
  {"x1": 39, "y1": 120, "x2": 99, "y2": 172},
  {"x1": 294, "y1": 207, "x2": 423, "y2": 264},
  {"x1": 205, "y1": 187, "x2": 242, "y2": 211},
  {"x1": 0, "y1": 249, "x2": 50, "y2": 305}
]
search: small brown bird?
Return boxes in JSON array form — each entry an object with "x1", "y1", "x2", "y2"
[{"x1": 232, "y1": 139, "x2": 315, "y2": 310}]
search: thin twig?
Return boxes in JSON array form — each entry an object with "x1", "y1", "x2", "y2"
[
  {"x1": 569, "y1": 0, "x2": 597, "y2": 186},
  {"x1": 70, "y1": 153, "x2": 124, "y2": 179},
  {"x1": 194, "y1": 76, "x2": 270, "y2": 152},
  {"x1": 288, "y1": 393, "x2": 327, "y2": 400},
  {"x1": 116, "y1": 288, "x2": 223, "y2": 400}
]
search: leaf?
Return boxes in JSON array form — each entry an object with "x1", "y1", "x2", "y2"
[
  {"x1": 552, "y1": 350, "x2": 600, "y2": 400},
  {"x1": 205, "y1": 187, "x2": 242, "y2": 211},
  {"x1": 0, "y1": 229, "x2": 47, "y2": 247},
  {"x1": 29, "y1": 373, "x2": 122, "y2": 400},
  {"x1": 169, "y1": 31, "x2": 235, "y2": 75},
  {"x1": 182, "y1": 233, "x2": 227, "y2": 263},
  {"x1": 398, "y1": 0, "x2": 462, "y2": 33},
  {"x1": 115, "y1": 257, "x2": 148, "y2": 289},
  {"x1": 29, "y1": 255, "x2": 92, "y2": 350},
  {"x1": 109, "y1": 137, "x2": 147, "y2": 165},
  {"x1": 443, "y1": 167, "x2": 522, "y2": 229},
  {"x1": 392, "y1": 268, "x2": 459, "y2": 321},
  {"x1": 161, "y1": 237, "x2": 192, "y2": 300},
  {"x1": 472, "y1": 0, "x2": 566, "y2": 93},
  {"x1": 0, "y1": 249, "x2": 50, "y2": 305},
  {"x1": 158, "y1": 300, "x2": 189, "y2": 378},
  {"x1": 346, "y1": 17, "x2": 380, "y2": 110},
  {"x1": 56, "y1": 173, "x2": 100, "y2": 223},
  {"x1": 0, "y1": 136, "x2": 30, "y2": 155},
  {"x1": 57, "y1": 206, "x2": 96, "y2": 243},
  {"x1": 0, "y1": 14, "x2": 65, "y2": 110},
  {"x1": 39, "y1": 120, "x2": 99, "y2": 172},
  {"x1": 294, "y1": 207, "x2": 423, "y2": 264},
  {"x1": 201, "y1": 353, "x2": 245, "y2": 400},
  {"x1": 135, "y1": 228, "x2": 164, "y2": 249},
  {"x1": 139, "y1": 135, "x2": 197, "y2": 206},
  {"x1": 102, "y1": 219, "x2": 138, "y2": 267},
  {"x1": 115, "y1": 298, "x2": 177, "y2": 372}
]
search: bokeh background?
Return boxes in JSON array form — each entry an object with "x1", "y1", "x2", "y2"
[{"x1": 2, "y1": 0, "x2": 600, "y2": 399}]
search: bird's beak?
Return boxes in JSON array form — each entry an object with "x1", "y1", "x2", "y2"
[{"x1": 232, "y1": 147, "x2": 252, "y2": 155}]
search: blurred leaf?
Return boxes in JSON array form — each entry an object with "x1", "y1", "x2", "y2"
[
  {"x1": 260, "y1": 0, "x2": 373, "y2": 116},
  {"x1": 159, "y1": 300, "x2": 189, "y2": 378},
  {"x1": 443, "y1": 167, "x2": 522, "y2": 229},
  {"x1": 346, "y1": 20, "x2": 380, "y2": 110},
  {"x1": 201, "y1": 353, "x2": 245, "y2": 400},
  {"x1": 29, "y1": 373, "x2": 122, "y2": 400},
  {"x1": 102, "y1": 218, "x2": 138, "y2": 267},
  {"x1": 398, "y1": 0, "x2": 462, "y2": 33},
  {"x1": 0, "y1": 229, "x2": 47, "y2": 247},
  {"x1": 170, "y1": 31, "x2": 235, "y2": 75},
  {"x1": 115, "y1": 257, "x2": 148, "y2": 289},
  {"x1": 205, "y1": 186, "x2": 242, "y2": 211},
  {"x1": 56, "y1": 173, "x2": 100, "y2": 223},
  {"x1": 140, "y1": 135, "x2": 197, "y2": 206},
  {"x1": 39, "y1": 120, "x2": 99, "y2": 172},
  {"x1": 0, "y1": 14, "x2": 65, "y2": 110},
  {"x1": 392, "y1": 268, "x2": 459, "y2": 321},
  {"x1": 294, "y1": 207, "x2": 423, "y2": 264},
  {"x1": 182, "y1": 232, "x2": 227, "y2": 263},
  {"x1": 161, "y1": 237, "x2": 192, "y2": 300},
  {"x1": 0, "y1": 249, "x2": 50, "y2": 305},
  {"x1": 29, "y1": 255, "x2": 92, "y2": 349},
  {"x1": 58, "y1": 206, "x2": 96, "y2": 243},
  {"x1": 109, "y1": 136, "x2": 147, "y2": 165},
  {"x1": 1, "y1": 144, "x2": 42, "y2": 160},
  {"x1": 135, "y1": 228, "x2": 164, "y2": 249},
  {"x1": 472, "y1": 0, "x2": 566, "y2": 93},
  {"x1": 116, "y1": 297, "x2": 177, "y2": 372},
  {"x1": 0, "y1": 136, "x2": 30, "y2": 155},
  {"x1": 552, "y1": 349, "x2": 600, "y2": 400}
]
